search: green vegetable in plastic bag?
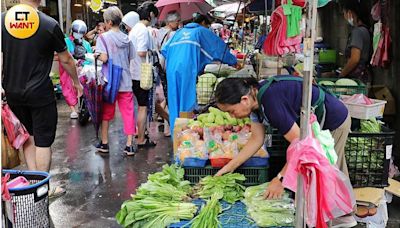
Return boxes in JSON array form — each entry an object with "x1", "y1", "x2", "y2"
[{"x1": 242, "y1": 183, "x2": 295, "y2": 227}]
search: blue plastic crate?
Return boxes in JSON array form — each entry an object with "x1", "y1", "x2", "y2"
[
  {"x1": 242, "y1": 157, "x2": 269, "y2": 167},
  {"x1": 183, "y1": 157, "x2": 208, "y2": 167},
  {"x1": 169, "y1": 200, "x2": 257, "y2": 228}
]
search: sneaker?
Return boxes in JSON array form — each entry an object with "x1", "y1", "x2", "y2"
[
  {"x1": 70, "y1": 111, "x2": 78, "y2": 119},
  {"x1": 124, "y1": 145, "x2": 136, "y2": 156},
  {"x1": 332, "y1": 215, "x2": 357, "y2": 228},
  {"x1": 96, "y1": 142, "x2": 109, "y2": 153}
]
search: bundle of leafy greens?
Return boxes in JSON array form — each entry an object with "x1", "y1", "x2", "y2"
[
  {"x1": 186, "y1": 192, "x2": 223, "y2": 228},
  {"x1": 242, "y1": 183, "x2": 295, "y2": 227},
  {"x1": 147, "y1": 164, "x2": 191, "y2": 193},
  {"x1": 116, "y1": 164, "x2": 195, "y2": 228},
  {"x1": 196, "y1": 173, "x2": 246, "y2": 203},
  {"x1": 345, "y1": 118, "x2": 385, "y2": 172},
  {"x1": 116, "y1": 198, "x2": 197, "y2": 228}
]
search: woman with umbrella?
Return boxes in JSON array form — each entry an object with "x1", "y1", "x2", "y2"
[{"x1": 95, "y1": 6, "x2": 137, "y2": 156}]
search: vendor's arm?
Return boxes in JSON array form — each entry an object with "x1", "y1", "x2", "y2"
[
  {"x1": 264, "y1": 123, "x2": 300, "y2": 199},
  {"x1": 340, "y1": 47, "x2": 361, "y2": 77},
  {"x1": 215, "y1": 122, "x2": 265, "y2": 176}
]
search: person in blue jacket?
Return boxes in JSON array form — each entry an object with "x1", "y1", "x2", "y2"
[{"x1": 161, "y1": 14, "x2": 237, "y2": 135}]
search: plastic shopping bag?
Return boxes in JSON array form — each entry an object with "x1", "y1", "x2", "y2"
[
  {"x1": 1, "y1": 104, "x2": 29, "y2": 150},
  {"x1": 283, "y1": 116, "x2": 355, "y2": 228},
  {"x1": 310, "y1": 114, "x2": 338, "y2": 165}
]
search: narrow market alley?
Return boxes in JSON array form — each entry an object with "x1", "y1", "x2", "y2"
[
  {"x1": 45, "y1": 102, "x2": 172, "y2": 227},
  {"x1": 27, "y1": 101, "x2": 400, "y2": 227}
]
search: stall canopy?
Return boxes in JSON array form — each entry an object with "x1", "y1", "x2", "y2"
[
  {"x1": 156, "y1": 0, "x2": 213, "y2": 21},
  {"x1": 211, "y1": 2, "x2": 245, "y2": 19}
]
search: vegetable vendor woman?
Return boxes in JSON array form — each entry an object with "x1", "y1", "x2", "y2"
[{"x1": 215, "y1": 76, "x2": 351, "y2": 199}]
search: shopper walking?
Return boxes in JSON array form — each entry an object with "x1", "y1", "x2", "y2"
[
  {"x1": 1, "y1": 0, "x2": 82, "y2": 197},
  {"x1": 59, "y1": 19, "x2": 93, "y2": 119},
  {"x1": 129, "y1": 2, "x2": 159, "y2": 148},
  {"x1": 95, "y1": 6, "x2": 137, "y2": 156}
]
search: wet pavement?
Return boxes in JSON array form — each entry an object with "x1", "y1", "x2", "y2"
[
  {"x1": 47, "y1": 101, "x2": 173, "y2": 227},
  {"x1": 19, "y1": 100, "x2": 400, "y2": 227}
]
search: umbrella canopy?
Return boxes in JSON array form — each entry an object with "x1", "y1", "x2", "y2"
[
  {"x1": 156, "y1": 0, "x2": 213, "y2": 21},
  {"x1": 211, "y1": 2, "x2": 244, "y2": 18}
]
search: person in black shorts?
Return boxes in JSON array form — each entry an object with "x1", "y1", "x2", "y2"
[{"x1": 1, "y1": 0, "x2": 82, "y2": 197}]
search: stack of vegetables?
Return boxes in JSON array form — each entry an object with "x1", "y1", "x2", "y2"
[
  {"x1": 116, "y1": 164, "x2": 197, "y2": 228},
  {"x1": 196, "y1": 173, "x2": 246, "y2": 204},
  {"x1": 243, "y1": 183, "x2": 295, "y2": 227},
  {"x1": 176, "y1": 107, "x2": 268, "y2": 164},
  {"x1": 187, "y1": 174, "x2": 246, "y2": 227},
  {"x1": 345, "y1": 118, "x2": 385, "y2": 171}
]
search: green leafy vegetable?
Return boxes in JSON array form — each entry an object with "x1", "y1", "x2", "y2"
[
  {"x1": 242, "y1": 183, "x2": 295, "y2": 227},
  {"x1": 116, "y1": 198, "x2": 197, "y2": 228},
  {"x1": 116, "y1": 164, "x2": 195, "y2": 228},
  {"x1": 197, "y1": 173, "x2": 246, "y2": 203},
  {"x1": 186, "y1": 192, "x2": 222, "y2": 228}
]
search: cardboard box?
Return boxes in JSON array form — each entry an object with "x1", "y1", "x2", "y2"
[{"x1": 371, "y1": 86, "x2": 396, "y2": 115}]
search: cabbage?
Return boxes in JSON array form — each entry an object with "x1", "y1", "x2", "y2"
[
  {"x1": 318, "y1": 80, "x2": 336, "y2": 86},
  {"x1": 335, "y1": 78, "x2": 358, "y2": 86}
]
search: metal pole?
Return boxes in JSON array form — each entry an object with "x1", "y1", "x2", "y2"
[
  {"x1": 58, "y1": 0, "x2": 63, "y2": 32},
  {"x1": 295, "y1": 0, "x2": 318, "y2": 227}
]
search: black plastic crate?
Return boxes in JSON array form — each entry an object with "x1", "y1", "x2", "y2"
[
  {"x1": 184, "y1": 166, "x2": 268, "y2": 186},
  {"x1": 345, "y1": 127, "x2": 394, "y2": 188}
]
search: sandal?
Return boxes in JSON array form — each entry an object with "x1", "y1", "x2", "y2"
[
  {"x1": 49, "y1": 186, "x2": 66, "y2": 199},
  {"x1": 138, "y1": 138, "x2": 157, "y2": 148}
]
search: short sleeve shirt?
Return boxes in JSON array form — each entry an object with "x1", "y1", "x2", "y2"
[
  {"x1": 1, "y1": 11, "x2": 67, "y2": 107},
  {"x1": 129, "y1": 23, "x2": 151, "y2": 81},
  {"x1": 252, "y1": 79, "x2": 348, "y2": 135},
  {"x1": 346, "y1": 26, "x2": 371, "y2": 65}
]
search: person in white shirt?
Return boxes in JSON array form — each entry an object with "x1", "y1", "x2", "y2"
[{"x1": 129, "y1": 2, "x2": 159, "y2": 148}]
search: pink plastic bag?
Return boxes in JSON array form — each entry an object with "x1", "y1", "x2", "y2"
[
  {"x1": 342, "y1": 94, "x2": 373, "y2": 105},
  {"x1": 59, "y1": 64, "x2": 78, "y2": 106},
  {"x1": 1, "y1": 104, "x2": 30, "y2": 149},
  {"x1": 283, "y1": 117, "x2": 355, "y2": 228}
]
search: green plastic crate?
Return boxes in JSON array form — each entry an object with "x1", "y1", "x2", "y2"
[
  {"x1": 316, "y1": 78, "x2": 367, "y2": 96},
  {"x1": 318, "y1": 49, "x2": 336, "y2": 64},
  {"x1": 184, "y1": 166, "x2": 268, "y2": 186}
]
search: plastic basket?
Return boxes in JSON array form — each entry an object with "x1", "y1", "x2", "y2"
[
  {"x1": 210, "y1": 157, "x2": 232, "y2": 168},
  {"x1": 242, "y1": 157, "x2": 269, "y2": 167},
  {"x1": 197, "y1": 74, "x2": 217, "y2": 105},
  {"x1": 184, "y1": 166, "x2": 268, "y2": 186},
  {"x1": 315, "y1": 78, "x2": 367, "y2": 96},
  {"x1": 2, "y1": 170, "x2": 51, "y2": 228},
  {"x1": 345, "y1": 127, "x2": 394, "y2": 188},
  {"x1": 183, "y1": 157, "x2": 208, "y2": 168},
  {"x1": 341, "y1": 95, "x2": 387, "y2": 120}
]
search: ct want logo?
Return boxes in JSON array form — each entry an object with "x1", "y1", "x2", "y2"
[{"x1": 5, "y1": 4, "x2": 40, "y2": 39}]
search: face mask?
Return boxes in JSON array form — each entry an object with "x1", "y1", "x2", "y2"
[
  {"x1": 347, "y1": 17, "x2": 354, "y2": 26},
  {"x1": 151, "y1": 16, "x2": 157, "y2": 27},
  {"x1": 73, "y1": 32, "x2": 84, "y2": 40}
]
